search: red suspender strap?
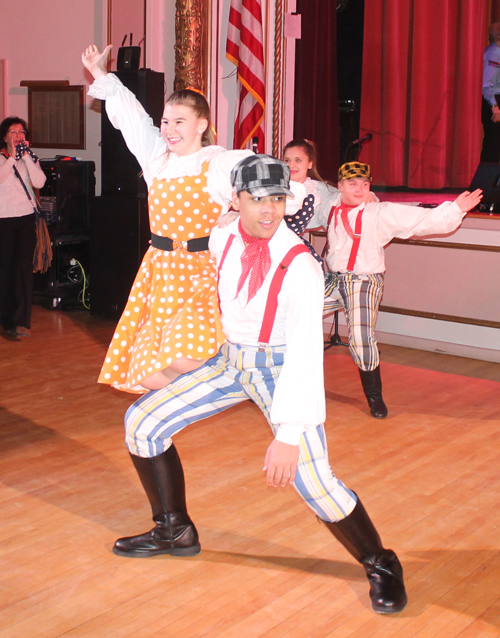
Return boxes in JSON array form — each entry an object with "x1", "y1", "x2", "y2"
[
  {"x1": 218, "y1": 233, "x2": 235, "y2": 270},
  {"x1": 258, "y1": 244, "x2": 310, "y2": 345},
  {"x1": 217, "y1": 234, "x2": 235, "y2": 312},
  {"x1": 322, "y1": 205, "x2": 336, "y2": 258},
  {"x1": 324, "y1": 203, "x2": 364, "y2": 271},
  {"x1": 346, "y1": 208, "x2": 363, "y2": 271},
  {"x1": 327, "y1": 205, "x2": 335, "y2": 229}
]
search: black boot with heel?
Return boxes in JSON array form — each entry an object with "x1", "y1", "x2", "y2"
[
  {"x1": 358, "y1": 365, "x2": 388, "y2": 418},
  {"x1": 322, "y1": 499, "x2": 407, "y2": 614},
  {"x1": 113, "y1": 444, "x2": 201, "y2": 557}
]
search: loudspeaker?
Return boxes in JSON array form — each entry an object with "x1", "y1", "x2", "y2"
[
  {"x1": 101, "y1": 69, "x2": 164, "y2": 197},
  {"x1": 117, "y1": 46, "x2": 141, "y2": 71},
  {"x1": 39, "y1": 160, "x2": 95, "y2": 235},
  {"x1": 90, "y1": 195, "x2": 150, "y2": 318},
  {"x1": 469, "y1": 163, "x2": 500, "y2": 212}
]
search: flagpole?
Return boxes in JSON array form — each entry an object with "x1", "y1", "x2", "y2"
[{"x1": 272, "y1": 0, "x2": 284, "y2": 157}]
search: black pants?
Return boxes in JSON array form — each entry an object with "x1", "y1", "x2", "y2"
[
  {"x1": 481, "y1": 97, "x2": 500, "y2": 163},
  {"x1": 0, "y1": 213, "x2": 36, "y2": 330}
]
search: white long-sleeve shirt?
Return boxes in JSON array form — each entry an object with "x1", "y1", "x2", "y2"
[
  {"x1": 88, "y1": 73, "x2": 252, "y2": 215},
  {"x1": 309, "y1": 191, "x2": 466, "y2": 274},
  {"x1": 88, "y1": 74, "x2": 306, "y2": 218},
  {"x1": 483, "y1": 42, "x2": 500, "y2": 107},
  {"x1": 0, "y1": 154, "x2": 46, "y2": 218},
  {"x1": 88, "y1": 73, "x2": 305, "y2": 220},
  {"x1": 209, "y1": 219, "x2": 326, "y2": 446}
]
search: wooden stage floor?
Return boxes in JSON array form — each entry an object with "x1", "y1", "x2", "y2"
[{"x1": 1, "y1": 304, "x2": 500, "y2": 638}]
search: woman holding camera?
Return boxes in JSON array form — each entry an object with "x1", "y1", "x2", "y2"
[{"x1": 0, "y1": 117, "x2": 46, "y2": 338}]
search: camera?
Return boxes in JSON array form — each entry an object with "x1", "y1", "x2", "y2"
[{"x1": 15, "y1": 142, "x2": 28, "y2": 160}]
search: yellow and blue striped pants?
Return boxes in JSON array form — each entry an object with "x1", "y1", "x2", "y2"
[{"x1": 125, "y1": 341, "x2": 357, "y2": 523}]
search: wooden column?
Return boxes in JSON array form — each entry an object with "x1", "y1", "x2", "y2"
[
  {"x1": 174, "y1": 0, "x2": 211, "y2": 94},
  {"x1": 272, "y1": 0, "x2": 284, "y2": 157}
]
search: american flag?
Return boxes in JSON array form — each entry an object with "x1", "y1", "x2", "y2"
[{"x1": 226, "y1": 0, "x2": 266, "y2": 152}]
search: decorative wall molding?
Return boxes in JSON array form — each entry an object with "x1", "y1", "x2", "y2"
[
  {"x1": 0, "y1": 60, "x2": 6, "y2": 122},
  {"x1": 175, "y1": 0, "x2": 211, "y2": 93},
  {"x1": 272, "y1": 0, "x2": 284, "y2": 156},
  {"x1": 380, "y1": 305, "x2": 500, "y2": 330},
  {"x1": 175, "y1": 0, "x2": 286, "y2": 151},
  {"x1": 391, "y1": 237, "x2": 500, "y2": 253}
]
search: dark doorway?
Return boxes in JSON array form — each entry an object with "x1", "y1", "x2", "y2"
[{"x1": 337, "y1": 0, "x2": 365, "y2": 164}]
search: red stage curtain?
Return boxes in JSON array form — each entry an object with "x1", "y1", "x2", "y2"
[
  {"x1": 293, "y1": 0, "x2": 339, "y2": 182},
  {"x1": 360, "y1": 0, "x2": 487, "y2": 188},
  {"x1": 489, "y1": 0, "x2": 500, "y2": 23}
]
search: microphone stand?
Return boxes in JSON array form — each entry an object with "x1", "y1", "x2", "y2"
[
  {"x1": 324, "y1": 309, "x2": 348, "y2": 351},
  {"x1": 345, "y1": 140, "x2": 363, "y2": 163},
  {"x1": 344, "y1": 134, "x2": 373, "y2": 163}
]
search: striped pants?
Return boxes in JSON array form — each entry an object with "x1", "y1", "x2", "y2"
[
  {"x1": 325, "y1": 271, "x2": 384, "y2": 371},
  {"x1": 125, "y1": 341, "x2": 357, "y2": 523}
]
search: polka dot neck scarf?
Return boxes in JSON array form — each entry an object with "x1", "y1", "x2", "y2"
[{"x1": 236, "y1": 220, "x2": 272, "y2": 303}]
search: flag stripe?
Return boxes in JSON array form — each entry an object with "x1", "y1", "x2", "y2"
[
  {"x1": 226, "y1": 0, "x2": 265, "y2": 151},
  {"x1": 244, "y1": 0, "x2": 263, "y2": 22},
  {"x1": 239, "y1": 25, "x2": 264, "y2": 63}
]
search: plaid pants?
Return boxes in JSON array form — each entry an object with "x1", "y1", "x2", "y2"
[
  {"x1": 125, "y1": 341, "x2": 357, "y2": 523},
  {"x1": 325, "y1": 271, "x2": 384, "y2": 371}
]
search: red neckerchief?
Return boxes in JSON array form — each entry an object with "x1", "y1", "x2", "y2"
[
  {"x1": 333, "y1": 202, "x2": 357, "y2": 237},
  {"x1": 236, "y1": 220, "x2": 272, "y2": 303}
]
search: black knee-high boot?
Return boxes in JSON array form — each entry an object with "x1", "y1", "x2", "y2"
[
  {"x1": 323, "y1": 499, "x2": 407, "y2": 614},
  {"x1": 113, "y1": 445, "x2": 201, "y2": 557},
  {"x1": 358, "y1": 365, "x2": 388, "y2": 418}
]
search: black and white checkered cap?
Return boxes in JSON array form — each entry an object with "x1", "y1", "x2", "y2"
[{"x1": 231, "y1": 154, "x2": 295, "y2": 198}]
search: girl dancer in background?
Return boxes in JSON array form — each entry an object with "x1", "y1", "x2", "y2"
[
  {"x1": 283, "y1": 139, "x2": 338, "y2": 263},
  {"x1": 283, "y1": 139, "x2": 378, "y2": 262}
]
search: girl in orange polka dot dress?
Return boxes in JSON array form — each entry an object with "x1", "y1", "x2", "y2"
[{"x1": 83, "y1": 44, "x2": 251, "y2": 392}]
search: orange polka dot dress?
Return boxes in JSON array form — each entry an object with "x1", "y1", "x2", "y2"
[{"x1": 98, "y1": 161, "x2": 225, "y2": 393}]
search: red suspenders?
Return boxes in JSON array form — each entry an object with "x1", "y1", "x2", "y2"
[
  {"x1": 326, "y1": 204, "x2": 364, "y2": 272},
  {"x1": 258, "y1": 243, "x2": 309, "y2": 344},
  {"x1": 218, "y1": 234, "x2": 309, "y2": 345},
  {"x1": 217, "y1": 234, "x2": 235, "y2": 314},
  {"x1": 218, "y1": 234, "x2": 235, "y2": 271},
  {"x1": 346, "y1": 209, "x2": 363, "y2": 271}
]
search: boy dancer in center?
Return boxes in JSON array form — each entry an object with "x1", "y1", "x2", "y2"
[{"x1": 113, "y1": 155, "x2": 408, "y2": 614}]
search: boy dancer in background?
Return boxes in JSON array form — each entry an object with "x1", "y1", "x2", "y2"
[
  {"x1": 114, "y1": 155, "x2": 408, "y2": 614},
  {"x1": 311, "y1": 162, "x2": 482, "y2": 418}
]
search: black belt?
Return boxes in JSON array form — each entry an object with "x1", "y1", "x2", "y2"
[{"x1": 151, "y1": 233, "x2": 210, "y2": 252}]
